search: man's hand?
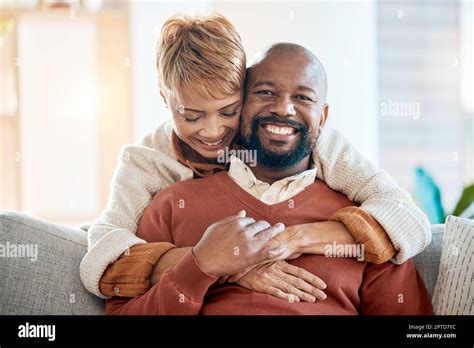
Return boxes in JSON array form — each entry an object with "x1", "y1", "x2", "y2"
[
  {"x1": 234, "y1": 261, "x2": 327, "y2": 303},
  {"x1": 193, "y1": 210, "x2": 287, "y2": 277}
]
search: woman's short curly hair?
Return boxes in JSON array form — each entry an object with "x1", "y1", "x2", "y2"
[{"x1": 156, "y1": 13, "x2": 246, "y2": 103}]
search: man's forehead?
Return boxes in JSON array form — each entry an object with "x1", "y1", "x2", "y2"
[{"x1": 249, "y1": 62, "x2": 319, "y2": 90}]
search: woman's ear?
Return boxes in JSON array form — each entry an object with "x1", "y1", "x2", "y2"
[
  {"x1": 160, "y1": 90, "x2": 169, "y2": 108},
  {"x1": 319, "y1": 103, "x2": 329, "y2": 127}
]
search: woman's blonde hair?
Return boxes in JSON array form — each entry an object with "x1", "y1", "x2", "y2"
[{"x1": 156, "y1": 13, "x2": 246, "y2": 103}]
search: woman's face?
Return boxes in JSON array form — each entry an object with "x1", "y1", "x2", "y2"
[{"x1": 164, "y1": 90, "x2": 242, "y2": 159}]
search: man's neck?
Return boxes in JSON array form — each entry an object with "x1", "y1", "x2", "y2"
[{"x1": 249, "y1": 156, "x2": 311, "y2": 184}]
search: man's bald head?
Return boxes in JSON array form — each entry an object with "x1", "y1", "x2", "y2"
[
  {"x1": 247, "y1": 42, "x2": 328, "y2": 101},
  {"x1": 241, "y1": 42, "x2": 330, "y2": 172}
]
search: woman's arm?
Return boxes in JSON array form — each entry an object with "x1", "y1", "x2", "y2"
[
  {"x1": 106, "y1": 250, "x2": 218, "y2": 315},
  {"x1": 80, "y1": 120, "x2": 193, "y2": 298},
  {"x1": 101, "y1": 209, "x2": 392, "y2": 298},
  {"x1": 312, "y1": 128, "x2": 431, "y2": 263}
]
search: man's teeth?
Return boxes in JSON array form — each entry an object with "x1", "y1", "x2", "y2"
[
  {"x1": 201, "y1": 138, "x2": 224, "y2": 146},
  {"x1": 264, "y1": 124, "x2": 296, "y2": 135}
]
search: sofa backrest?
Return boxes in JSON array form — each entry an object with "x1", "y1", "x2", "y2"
[{"x1": 413, "y1": 224, "x2": 444, "y2": 297}]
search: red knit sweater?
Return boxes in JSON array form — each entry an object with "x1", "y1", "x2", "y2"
[{"x1": 106, "y1": 172, "x2": 432, "y2": 315}]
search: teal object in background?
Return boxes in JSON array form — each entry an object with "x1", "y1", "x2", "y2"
[{"x1": 414, "y1": 167, "x2": 445, "y2": 224}]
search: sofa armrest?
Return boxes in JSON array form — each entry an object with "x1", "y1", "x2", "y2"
[{"x1": 0, "y1": 211, "x2": 105, "y2": 315}]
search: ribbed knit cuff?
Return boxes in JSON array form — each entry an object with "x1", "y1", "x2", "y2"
[
  {"x1": 361, "y1": 199, "x2": 431, "y2": 264},
  {"x1": 169, "y1": 250, "x2": 218, "y2": 301}
]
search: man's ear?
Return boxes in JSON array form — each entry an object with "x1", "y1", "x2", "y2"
[
  {"x1": 160, "y1": 90, "x2": 169, "y2": 108},
  {"x1": 319, "y1": 103, "x2": 329, "y2": 127}
]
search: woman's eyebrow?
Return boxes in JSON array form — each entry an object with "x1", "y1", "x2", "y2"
[
  {"x1": 218, "y1": 100, "x2": 241, "y2": 111},
  {"x1": 182, "y1": 100, "x2": 241, "y2": 113},
  {"x1": 183, "y1": 108, "x2": 204, "y2": 113}
]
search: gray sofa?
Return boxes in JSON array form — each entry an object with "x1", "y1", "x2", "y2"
[{"x1": 0, "y1": 211, "x2": 444, "y2": 315}]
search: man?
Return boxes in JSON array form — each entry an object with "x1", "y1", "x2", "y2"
[{"x1": 105, "y1": 43, "x2": 432, "y2": 315}]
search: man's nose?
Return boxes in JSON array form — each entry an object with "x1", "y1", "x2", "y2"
[{"x1": 268, "y1": 95, "x2": 296, "y2": 117}]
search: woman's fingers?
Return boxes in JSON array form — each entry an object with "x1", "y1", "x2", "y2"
[
  {"x1": 264, "y1": 286, "x2": 300, "y2": 303},
  {"x1": 235, "y1": 261, "x2": 327, "y2": 303},
  {"x1": 281, "y1": 262, "x2": 327, "y2": 291},
  {"x1": 276, "y1": 278, "x2": 317, "y2": 303}
]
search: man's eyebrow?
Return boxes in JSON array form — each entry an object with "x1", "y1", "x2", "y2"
[
  {"x1": 183, "y1": 100, "x2": 240, "y2": 113},
  {"x1": 253, "y1": 81, "x2": 318, "y2": 96},
  {"x1": 297, "y1": 85, "x2": 318, "y2": 95},
  {"x1": 253, "y1": 81, "x2": 275, "y2": 88}
]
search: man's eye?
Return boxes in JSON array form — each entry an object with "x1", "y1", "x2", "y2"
[
  {"x1": 295, "y1": 95, "x2": 312, "y2": 101},
  {"x1": 255, "y1": 90, "x2": 274, "y2": 96}
]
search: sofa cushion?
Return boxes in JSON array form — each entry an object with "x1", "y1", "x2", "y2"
[
  {"x1": 432, "y1": 215, "x2": 473, "y2": 315},
  {"x1": 0, "y1": 211, "x2": 105, "y2": 315}
]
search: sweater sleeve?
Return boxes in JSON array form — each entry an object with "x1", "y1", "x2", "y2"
[
  {"x1": 106, "y1": 189, "x2": 218, "y2": 315},
  {"x1": 330, "y1": 206, "x2": 396, "y2": 263},
  {"x1": 106, "y1": 250, "x2": 218, "y2": 315},
  {"x1": 359, "y1": 260, "x2": 433, "y2": 315},
  {"x1": 312, "y1": 128, "x2": 431, "y2": 264},
  {"x1": 79, "y1": 121, "x2": 193, "y2": 299},
  {"x1": 99, "y1": 242, "x2": 177, "y2": 297}
]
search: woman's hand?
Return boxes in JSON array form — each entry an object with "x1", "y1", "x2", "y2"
[
  {"x1": 271, "y1": 224, "x2": 305, "y2": 259},
  {"x1": 233, "y1": 260, "x2": 327, "y2": 303}
]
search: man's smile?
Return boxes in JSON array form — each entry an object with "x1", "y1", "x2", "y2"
[{"x1": 258, "y1": 120, "x2": 302, "y2": 145}]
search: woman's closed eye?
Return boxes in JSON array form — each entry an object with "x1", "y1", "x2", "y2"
[
  {"x1": 220, "y1": 111, "x2": 238, "y2": 117},
  {"x1": 184, "y1": 115, "x2": 202, "y2": 123}
]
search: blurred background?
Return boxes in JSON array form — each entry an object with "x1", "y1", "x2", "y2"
[{"x1": 0, "y1": 0, "x2": 473, "y2": 226}]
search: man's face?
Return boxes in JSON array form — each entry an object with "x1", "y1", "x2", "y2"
[{"x1": 241, "y1": 52, "x2": 328, "y2": 170}]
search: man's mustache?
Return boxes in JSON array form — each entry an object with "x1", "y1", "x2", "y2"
[{"x1": 253, "y1": 115, "x2": 307, "y2": 131}]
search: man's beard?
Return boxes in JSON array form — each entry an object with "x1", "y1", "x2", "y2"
[{"x1": 240, "y1": 115, "x2": 316, "y2": 171}]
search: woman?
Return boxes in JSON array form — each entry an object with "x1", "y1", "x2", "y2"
[{"x1": 80, "y1": 13, "x2": 430, "y2": 303}]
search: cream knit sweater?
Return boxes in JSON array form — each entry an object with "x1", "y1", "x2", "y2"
[{"x1": 80, "y1": 120, "x2": 431, "y2": 298}]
